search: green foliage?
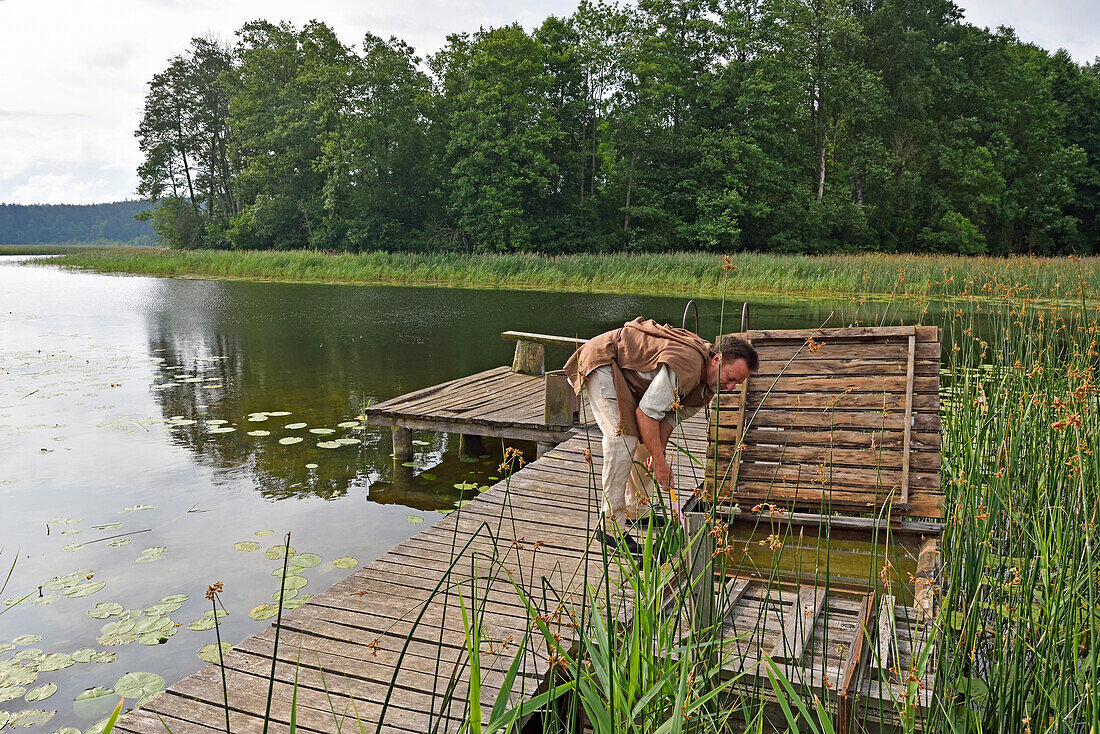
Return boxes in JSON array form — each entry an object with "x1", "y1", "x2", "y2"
[{"x1": 133, "y1": 7, "x2": 1100, "y2": 255}]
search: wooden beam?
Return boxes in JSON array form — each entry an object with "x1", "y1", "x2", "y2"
[
  {"x1": 362, "y1": 415, "x2": 569, "y2": 444},
  {"x1": 391, "y1": 426, "x2": 412, "y2": 462},
  {"x1": 876, "y1": 594, "x2": 896, "y2": 681},
  {"x1": 837, "y1": 591, "x2": 875, "y2": 734},
  {"x1": 770, "y1": 585, "x2": 826, "y2": 663},
  {"x1": 501, "y1": 331, "x2": 588, "y2": 350},
  {"x1": 900, "y1": 333, "x2": 916, "y2": 506},
  {"x1": 913, "y1": 537, "x2": 940, "y2": 621},
  {"x1": 686, "y1": 512, "x2": 715, "y2": 635}
]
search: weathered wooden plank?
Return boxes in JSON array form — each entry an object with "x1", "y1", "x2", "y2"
[
  {"x1": 770, "y1": 586, "x2": 826, "y2": 663},
  {"x1": 876, "y1": 594, "x2": 896, "y2": 681},
  {"x1": 745, "y1": 326, "x2": 917, "y2": 341},
  {"x1": 501, "y1": 331, "x2": 588, "y2": 349},
  {"x1": 900, "y1": 334, "x2": 917, "y2": 505},
  {"x1": 368, "y1": 367, "x2": 511, "y2": 411}
]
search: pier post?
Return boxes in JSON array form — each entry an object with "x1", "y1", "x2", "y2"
[
  {"x1": 459, "y1": 434, "x2": 484, "y2": 456},
  {"x1": 537, "y1": 442, "x2": 554, "y2": 458},
  {"x1": 686, "y1": 511, "x2": 715, "y2": 636},
  {"x1": 511, "y1": 340, "x2": 545, "y2": 375},
  {"x1": 392, "y1": 426, "x2": 413, "y2": 462}
]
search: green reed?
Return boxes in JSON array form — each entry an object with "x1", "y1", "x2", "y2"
[{"x1": 36, "y1": 247, "x2": 1100, "y2": 304}]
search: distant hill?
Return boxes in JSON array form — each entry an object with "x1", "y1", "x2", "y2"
[{"x1": 0, "y1": 200, "x2": 155, "y2": 245}]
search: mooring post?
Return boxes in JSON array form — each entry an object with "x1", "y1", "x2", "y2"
[
  {"x1": 512, "y1": 340, "x2": 545, "y2": 375},
  {"x1": 391, "y1": 426, "x2": 413, "y2": 462},
  {"x1": 686, "y1": 510, "x2": 715, "y2": 635},
  {"x1": 536, "y1": 442, "x2": 554, "y2": 458}
]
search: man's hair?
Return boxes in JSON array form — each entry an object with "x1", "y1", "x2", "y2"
[{"x1": 719, "y1": 335, "x2": 759, "y2": 373}]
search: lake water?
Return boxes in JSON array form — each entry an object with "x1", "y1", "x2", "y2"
[{"x1": 0, "y1": 257, "x2": 927, "y2": 731}]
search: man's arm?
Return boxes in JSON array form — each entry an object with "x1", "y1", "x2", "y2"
[{"x1": 636, "y1": 407, "x2": 674, "y2": 491}]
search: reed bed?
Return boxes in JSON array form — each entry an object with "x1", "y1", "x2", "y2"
[{"x1": 34, "y1": 247, "x2": 1100, "y2": 303}]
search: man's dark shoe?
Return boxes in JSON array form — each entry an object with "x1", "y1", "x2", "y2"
[{"x1": 596, "y1": 529, "x2": 643, "y2": 556}]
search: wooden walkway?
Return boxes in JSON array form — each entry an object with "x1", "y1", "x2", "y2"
[{"x1": 115, "y1": 415, "x2": 709, "y2": 734}]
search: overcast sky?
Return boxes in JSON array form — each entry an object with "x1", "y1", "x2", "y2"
[{"x1": 1, "y1": 0, "x2": 1097, "y2": 205}]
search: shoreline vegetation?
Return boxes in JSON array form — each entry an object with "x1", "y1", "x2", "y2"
[{"x1": 21, "y1": 246, "x2": 1100, "y2": 303}]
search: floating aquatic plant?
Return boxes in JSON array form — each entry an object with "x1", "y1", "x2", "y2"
[
  {"x1": 24, "y1": 682, "x2": 56, "y2": 702},
  {"x1": 113, "y1": 671, "x2": 164, "y2": 699},
  {"x1": 88, "y1": 602, "x2": 124, "y2": 619},
  {"x1": 278, "y1": 436, "x2": 302, "y2": 445},
  {"x1": 135, "y1": 546, "x2": 166, "y2": 563},
  {"x1": 234, "y1": 541, "x2": 260, "y2": 552},
  {"x1": 331, "y1": 557, "x2": 357, "y2": 570},
  {"x1": 246, "y1": 430, "x2": 271, "y2": 436},
  {"x1": 198, "y1": 642, "x2": 232, "y2": 664},
  {"x1": 284, "y1": 423, "x2": 307, "y2": 430}
]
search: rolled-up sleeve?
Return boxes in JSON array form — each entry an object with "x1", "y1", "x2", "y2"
[{"x1": 638, "y1": 364, "x2": 679, "y2": 421}]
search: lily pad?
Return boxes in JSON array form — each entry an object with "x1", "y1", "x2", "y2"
[
  {"x1": 454, "y1": 499, "x2": 472, "y2": 508},
  {"x1": 11, "y1": 709, "x2": 55, "y2": 727},
  {"x1": 198, "y1": 643, "x2": 232, "y2": 664},
  {"x1": 137, "y1": 629, "x2": 175, "y2": 646},
  {"x1": 208, "y1": 427, "x2": 236, "y2": 434},
  {"x1": 64, "y1": 581, "x2": 106, "y2": 598},
  {"x1": 70, "y1": 648, "x2": 98, "y2": 663},
  {"x1": 73, "y1": 687, "x2": 117, "y2": 719},
  {"x1": 282, "y1": 576, "x2": 308, "y2": 591},
  {"x1": 25, "y1": 682, "x2": 57, "y2": 702},
  {"x1": 249, "y1": 604, "x2": 279, "y2": 621},
  {"x1": 95, "y1": 632, "x2": 136, "y2": 646},
  {"x1": 287, "y1": 552, "x2": 321, "y2": 569},
  {"x1": 412, "y1": 440, "x2": 430, "y2": 446},
  {"x1": 114, "y1": 671, "x2": 165, "y2": 699},
  {"x1": 61, "y1": 543, "x2": 84, "y2": 553},
  {"x1": 107, "y1": 538, "x2": 131, "y2": 547},
  {"x1": 268, "y1": 411, "x2": 292, "y2": 417},
  {"x1": 132, "y1": 616, "x2": 172, "y2": 635},
  {"x1": 0, "y1": 664, "x2": 37, "y2": 687},
  {"x1": 75, "y1": 687, "x2": 114, "y2": 702},
  {"x1": 0, "y1": 686, "x2": 26, "y2": 703},
  {"x1": 0, "y1": 643, "x2": 14, "y2": 653},
  {"x1": 30, "y1": 594, "x2": 58, "y2": 607},
  {"x1": 284, "y1": 423, "x2": 307, "y2": 430},
  {"x1": 401, "y1": 461, "x2": 418, "y2": 467},
  {"x1": 161, "y1": 593, "x2": 188, "y2": 604},
  {"x1": 246, "y1": 415, "x2": 268, "y2": 422},
  {"x1": 419, "y1": 472, "x2": 436, "y2": 481},
  {"x1": 335, "y1": 438, "x2": 361, "y2": 445},
  {"x1": 121, "y1": 505, "x2": 155, "y2": 514},
  {"x1": 13, "y1": 649, "x2": 41, "y2": 661},
  {"x1": 144, "y1": 601, "x2": 182, "y2": 616},
  {"x1": 88, "y1": 651, "x2": 116, "y2": 664},
  {"x1": 305, "y1": 463, "x2": 318, "y2": 469},
  {"x1": 309, "y1": 428, "x2": 335, "y2": 435},
  {"x1": 61, "y1": 529, "x2": 83, "y2": 536},
  {"x1": 100, "y1": 620, "x2": 135, "y2": 636},
  {"x1": 265, "y1": 545, "x2": 295, "y2": 560},
  {"x1": 12, "y1": 634, "x2": 42, "y2": 646},
  {"x1": 316, "y1": 441, "x2": 340, "y2": 449},
  {"x1": 187, "y1": 618, "x2": 216, "y2": 631},
  {"x1": 254, "y1": 530, "x2": 274, "y2": 537},
  {"x1": 116, "y1": 609, "x2": 143, "y2": 622},
  {"x1": 331, "y1": 557, "x2": 358, "y2": 570},
  {"x1": 234, "y1": 541, "x2": 261, "y2": 552},
  {"x1": 49, "y1": 517, "x2": 81, "y2": 526},
  {"x1": 460, "y1": 456, "x2": 479, "y2": 463},
  {"x1": 88, "y1": 602, "x2": 124, "y2": 619},
  {"x1": 135, "y1": 546, "x2": 167, "y2": 563},
  {"x1": 203, "y1": 609, "x2": 229, "y2": 619},
  {"x1": 246, "y1": 430, "x2": 271, "y2": 437},
  {"x1": 337, "y1": 422, "x2": 360, "y2": 429},
  {"x1": 205, "y1": 419, "x2": 228, "y2": 426},
  {"x1": 406, "y1": 515, "x2": 424, "y2": 524},
  {"x1": 37, "y1": 654, "x2": 74, "y2": 672},
  {"x1": 272, "y1": 588, "x2": 298, "y2": 602},
  {"x1": 278, "y1": 436, "x2": 303, "y2": 445},
  {"x1": 284, "y1": 595, "x2": 313, "y2": 610}
]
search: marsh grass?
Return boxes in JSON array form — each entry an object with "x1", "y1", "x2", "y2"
[{"x1": 34, "y1": 247, "x2": 1100, "y2": 304}]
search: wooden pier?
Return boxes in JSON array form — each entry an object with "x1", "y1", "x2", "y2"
[{"x1": 115, "y1": 408, "x2": 708, "y2": 733}]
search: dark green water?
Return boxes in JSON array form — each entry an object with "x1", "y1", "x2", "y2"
[{"x1": 0, "y1": 257, "x2": 927, "y2": 731}]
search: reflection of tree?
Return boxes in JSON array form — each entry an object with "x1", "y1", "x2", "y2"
[{"x1": 139, "y1": 278, "x2": 927, "y2": 503}]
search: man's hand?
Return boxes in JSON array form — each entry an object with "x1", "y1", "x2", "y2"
[{"x1": 652, "y1": 457, "x2": 673, "y2": 492}]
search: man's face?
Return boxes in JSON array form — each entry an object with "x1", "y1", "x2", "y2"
[{"x1": 708, "y1": 356, "x2": 751, "y2": 392}]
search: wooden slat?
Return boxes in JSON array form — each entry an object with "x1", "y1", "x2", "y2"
[
  {"x1": 876, "y1": 594, "x2": 896, "y2": 680},
  {"x1": 770, "y1": 586, "x2": 826, "y2": 663},
  {"x1": 501, "y1": 331, "x2": 587, "y2": 349},
  {"x1": 745, "y1": 326, "x2": 917, "y2": 340},
  {"x1": 900, "y1": 335, "x2": 916, "y2": 506}
]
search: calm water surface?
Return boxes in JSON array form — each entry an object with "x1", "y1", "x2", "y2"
[{"x1": 0, "y1": 258, "x2": 926, "y2": 731}]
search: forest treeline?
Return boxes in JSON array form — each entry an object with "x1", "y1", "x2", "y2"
[
  {"x1": 0, "y1": 201, "x2": 154, "y2": 245},
  {"x1": 135, "y1": 0, "x2": 1100, "y2": 255}
]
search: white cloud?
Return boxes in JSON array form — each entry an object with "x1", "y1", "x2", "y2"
[{"x1": 0, "y1": 0, "x2": 1096, "y2": 204}]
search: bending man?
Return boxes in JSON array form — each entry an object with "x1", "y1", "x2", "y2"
[{"x1": 564, "y1": 317, "x2": 758, "y2": 548}]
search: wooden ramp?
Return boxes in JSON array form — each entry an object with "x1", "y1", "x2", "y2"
[{"x1": 115, "y1": 416, "x2": 709, "y2": 734}]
